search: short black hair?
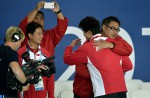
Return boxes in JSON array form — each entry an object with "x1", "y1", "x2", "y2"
[
  {"x1": 79, "y1": 16, "x2": 100, "y2": 35},
  {"x1": 26, "y1": 22, "x2": 43, "y2": 39},
  {"x1": 102, "y1": 16, "x2": 120, "y2": 26},
  {"x1": 37, "y1": 11, "x2": 44, "y2": 18}
]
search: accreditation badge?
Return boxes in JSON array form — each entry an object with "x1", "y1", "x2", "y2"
[{"x1": 34, "y1": 76, "x2": 44, "y2": 91}]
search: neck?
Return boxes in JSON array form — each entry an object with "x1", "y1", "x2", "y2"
[
  {"x1": 101, "y1": 31, "x2": 107, "y2": 37},
  {"x1": 28, "y1": 41, "x2": 39, "y2": 50},
  {"x1": 4, "y1": 42, "x2": 15, "y2": 50}
]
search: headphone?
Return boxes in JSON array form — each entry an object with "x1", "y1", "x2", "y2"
[{"x1": 11, "y1": 32, "x2": 21, "y2": 42}]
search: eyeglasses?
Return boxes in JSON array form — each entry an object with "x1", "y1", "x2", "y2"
[{"x1": 105, "y1": 25, "x2": 120, "y2": 33}]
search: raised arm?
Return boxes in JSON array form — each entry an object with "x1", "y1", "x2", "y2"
[
  {"x1": 64, "y1": 38, "x2": 88, "y2": 65},
  {"x1": 43, "y1": 1, "x2": 68, "y2": 47},
  {"x1": 51, "y1": 1, "x2": 65, "y2": 20},
  {"x1": 27, "y1": 1, "x2": 45, "y2": 23},
  {"x1": 19, "y1": 1, "x2": 45, "y2": 46}
]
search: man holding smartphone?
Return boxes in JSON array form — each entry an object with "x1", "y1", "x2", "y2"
[{"x1": 18, "y1": 1, "x2": 68, "y2": 98}]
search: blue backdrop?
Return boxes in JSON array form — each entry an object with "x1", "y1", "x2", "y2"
[{"x1": 0, "y1": 0, "x2": 150, "y2": 86}]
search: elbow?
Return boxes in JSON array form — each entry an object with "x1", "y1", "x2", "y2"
[
  {"x1": 122, "y1": 48, "x2": 133, "y2": 56},
  {"x1": 64, "y1": 59, "x2": 69, "y2": 65},
  {"x1": 129, "y1": 65, "x2": 133, "y2": 70},
  {"x1": 126, "y1": 45, "x2": 133, "y2": 55},
  {"x1": 123, "y1": 66, "x2": 133, "y2": 72},
  {"x1": 63, "y1": 56, "x2": 73, "y2": 65},
  {"x1": 127, "y1": 48, "x2": 133, "y2": 55}
]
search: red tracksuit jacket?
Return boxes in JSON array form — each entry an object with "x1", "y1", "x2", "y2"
[
  {"x1": 18, "y1": 45, "x2": 53, "y2": 98},
  {"x1": 64, "y1": 34, "x2": 133, "y2": 97},
  {"x1": 73, "y1": 36, "x2": 133, "y2": 98},
  {"x1": 18, "y1": 16, "x2": 68, "y2": 98}
]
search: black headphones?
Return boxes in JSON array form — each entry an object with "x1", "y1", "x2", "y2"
[{"x1": 11, "y1": 32, "x2": 21, "y2": 42}]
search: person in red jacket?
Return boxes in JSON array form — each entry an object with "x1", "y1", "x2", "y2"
[
  {"x1": 18, "y1": 1, "x2": 68, "y2": 98},
  {"x1": 93, "y1": 16, "x2": 133, "y2": 73},
  {"x1": 64, "y1": 16, "x2": 132, "y2": 98},
  {"x1": 73, "y1": 16, "x2": 133, "y2": 98}
]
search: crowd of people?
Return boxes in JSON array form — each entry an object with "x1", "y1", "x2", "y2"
[{"x1": 0, "y1": 1, "x2": 133, "y2": 98}]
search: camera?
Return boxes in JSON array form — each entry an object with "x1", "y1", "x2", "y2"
[
  {"x1": 44, "y1": 2, "x2": 55, "y2": 9},
  {"x1": 41, "y1": 62, "x2": 56, "y2": 77},
  {"x1": 21, "y1": 51, "x2": 56, "y2": 83}
]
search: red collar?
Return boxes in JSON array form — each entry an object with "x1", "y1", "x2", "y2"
[{"x1": 27, "y1": 44, "x2": 39, "y2": 54}]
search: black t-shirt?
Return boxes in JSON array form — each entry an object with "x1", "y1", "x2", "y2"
[{"x1": 0, "y1": 44, "x2": 18, "y2": 96}]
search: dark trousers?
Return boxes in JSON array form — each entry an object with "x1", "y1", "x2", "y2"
[
  {"x1": 0, "y1": 88, "x2": 18, "y2": 98},
  {"x1": 74, "y1": 93, "x2": 94, "y2": 98},
  {"x1": 95, "y1": 92, "x2": 126, "y2": 98}
]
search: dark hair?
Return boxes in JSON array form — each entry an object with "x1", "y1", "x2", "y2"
[
  {"x1": 102, "y1": 16, "x2": 120, "y2": 26},
  {"x1": 79, "y1": 16, "x2": 100, "y2": 35},
  {"x1": 26, "y1": 22, "x2": 43, "y2": 39},
  {"x1": 37, "y1": 11, "x2": 44, "y2": 18}
]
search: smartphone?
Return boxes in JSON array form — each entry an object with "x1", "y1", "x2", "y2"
[{"x1": 44, "y1": 2, "x2": 54, "y2": 9}]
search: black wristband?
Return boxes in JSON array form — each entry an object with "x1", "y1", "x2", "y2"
[
  {"x1": 22, "y1": 80, "x2": 28, "y2": 86},
  {"x1": 55, "y1": 10, "x2": 61, "y2": 14}
]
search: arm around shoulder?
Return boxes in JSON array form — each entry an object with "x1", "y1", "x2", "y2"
[{"x1": 107, "y1": 36, "x2": 133, "y2": 56}]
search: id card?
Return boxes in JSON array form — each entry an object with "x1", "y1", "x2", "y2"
[{"x1": 34, "y1": 76, "x2": 44, "y2": 91}]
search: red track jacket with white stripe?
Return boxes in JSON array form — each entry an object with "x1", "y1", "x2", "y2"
[{"x1": 64, "y1": 34, "x2": 132, "y2": 97}]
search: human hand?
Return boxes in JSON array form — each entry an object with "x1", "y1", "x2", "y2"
[
  {"x1": 51, "y1": 1, "x2": 60, "y2": 13},
  {"x1": 70, "y1": 38, "x2": 81, "y2": 47},
  {"x1": 37, "y1": 65, "x2": 47, "y2": 72},
  {"x1": 35, "y1": 1, "x2": 45, "y2": 11},
  {"x1": 22, "y1": 83, "x2": 30, "y2": 92},
  {"x1": 92, "y1": 40, "x2": 114, "y2": 50}
]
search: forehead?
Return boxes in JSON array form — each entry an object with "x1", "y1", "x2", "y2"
[
  {"x1": 108, "y1": 21, "x2": 119, "y2": 27},
  {"x1": 34, "y1": 27, "x2": 43, "y2": 33},
  {"x1": 35, "y1": 13, "x2": 44, "y2": 18}
]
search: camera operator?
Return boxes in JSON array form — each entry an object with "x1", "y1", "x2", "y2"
[
  {"x1": 0, "y1": 26, "x2": 30, "y2": 97},
  {"x1": 17, "y1": 22, "x2": 55, "y2": 98}
]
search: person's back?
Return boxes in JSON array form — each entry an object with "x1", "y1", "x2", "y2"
[
  {"x1": 0, "y1": 45, "x2": 19, "y2": 96},
  {"x1": 86, "y1": 36, "x2": 127, "y2": 96},
  {"x1": 0, "y1": 26, "x2": 30, "y2": 97},
  {"x1": 0, "y1": 45, "x2": 9, "y2": 87}
]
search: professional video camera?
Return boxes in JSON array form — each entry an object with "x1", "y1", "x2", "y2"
[
  {"x1": 21, "y1": 51, "x2": 56, "y2": 84},
  {"x1": 6, "y1": 51, "x2": 56, "y2": 92}
]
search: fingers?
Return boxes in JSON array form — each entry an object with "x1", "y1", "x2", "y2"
[
  {"x1": 73, "y1": 38, "x2": 81, "y2": 45},
  {"x1": 92, "y1": 40, "x2": 107, "y2": 50},
  {"x1": 92, "y1": 40, "x2": 101, "y2": 46},
  {"x1": 39, "y1": 1, "x2": 45, "y2": 8},
  {"x1": 37, "y1": 66, "x2": 47, "y2": 72},
  {"x1": 70, "y1": 38, "x2": 81, "y2": 47},
  {"x1": 36, "y1": 1, "x2": 45, "y2": 10}
]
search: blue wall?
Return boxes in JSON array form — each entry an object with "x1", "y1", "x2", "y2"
[{"x1": 0, "y1": 0, "x2": 150, "y2": 84}]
